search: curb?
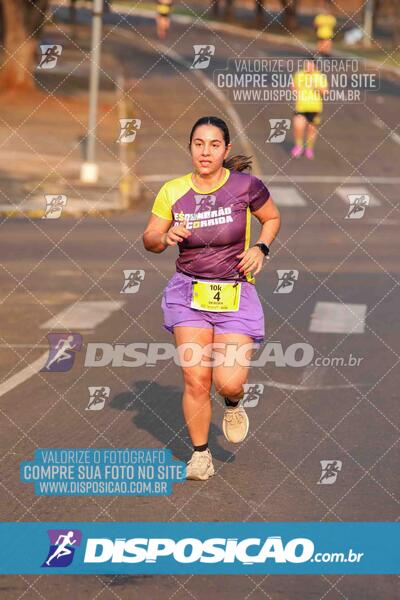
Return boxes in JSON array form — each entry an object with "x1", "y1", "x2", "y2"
[{"x1": 0, "y1": 204, "x2": 128, "y2": 220}]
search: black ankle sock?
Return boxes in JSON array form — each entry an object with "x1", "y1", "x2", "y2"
[
  {"x1": 193, "y1": 443, "x2": 208, "y2": 452},
  {"x1": 224, "y1": 397, "x2": 240, "y2": 407}
]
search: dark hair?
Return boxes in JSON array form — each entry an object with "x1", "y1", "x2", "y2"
[{"x1": 188, "y1": 116, "x2": 252, "y2": 172}]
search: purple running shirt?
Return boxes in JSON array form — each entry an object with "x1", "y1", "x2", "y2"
[{"x1": 151, "y1": 168, "x2": 270, "y2": 283}]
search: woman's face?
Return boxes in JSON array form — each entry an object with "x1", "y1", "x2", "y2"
[{"x1": 190, "y1": 124, "x2": 231, "y2": 175}]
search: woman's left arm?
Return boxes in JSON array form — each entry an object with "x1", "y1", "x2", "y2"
[
  {"x1": 237, "y1": 196, "x2": 281, "y2": 276},
  {"x1": 252, "y1": 194, "x2": 281, "y2": 245}
]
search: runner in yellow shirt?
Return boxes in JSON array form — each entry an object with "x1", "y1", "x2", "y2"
[
  {"x1": 314, "y1": 4, "x2": 337, "y2": 57},
  {"x1": 290, "y1": 59, "x2": 328, "y2": 160},
  {"x1": 156, "y1": 0, "x2": 173, "y2": 40}
]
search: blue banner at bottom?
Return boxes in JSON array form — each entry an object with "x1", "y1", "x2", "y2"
[{"x1": 0, "y1": 522, "x2": 398, "y2": 574}]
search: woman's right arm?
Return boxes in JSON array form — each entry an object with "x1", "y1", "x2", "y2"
[{"x1": 142, "y1": 214, "x2": 191, "y2": 253}]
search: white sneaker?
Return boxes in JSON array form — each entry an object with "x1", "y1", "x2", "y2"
[
  {"x1": 186, "y1": 448, "x2": 214, "y2": 481},
  {"x1": 222, "y1": 406, "x2": 249, "y2": 443}
]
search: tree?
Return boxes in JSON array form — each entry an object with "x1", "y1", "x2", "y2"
[
  {"x1": 0, "y1": 0, "x2": 49, "y2": 91},
  {"x1": 279, "y1": 0, "x2": 299, "y2": 32},
  {"x1": 391, "y1": 0, "x2": 400, "y2": 47},
  {"x1": 211, "y1": 0, "x2": 266, "y2": 25}
]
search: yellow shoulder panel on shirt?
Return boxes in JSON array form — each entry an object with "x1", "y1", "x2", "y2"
[{"x1": 151, "y1": 173, "x2": 192, "y2": 220}]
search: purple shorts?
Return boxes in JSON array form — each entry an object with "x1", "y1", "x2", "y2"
[{"x1": 161, "y1": 271, "x2": 265, "y2": 342}]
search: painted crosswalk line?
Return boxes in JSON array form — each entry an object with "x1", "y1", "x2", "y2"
[
  {"x1": 268, "y1": 186, "x2": 307, "y2": 206},
  {"x1": 336, "y1": 186, "x2": 380, "y2": 207},
  {"x1": 40, "y1": 301, "x2": 124, "y2": 331},
  {"x1": 309, "y1": 301, "x2": 367, "y2": 334},
  {"x1": 0, "y1": 301, "x2": 124, "y2": 398}
]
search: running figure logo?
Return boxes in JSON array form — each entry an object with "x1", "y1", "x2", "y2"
[
  {"x1": 242, "y1": 383, "x2": 264, "y2": 408},
  {"x1": 120, "y1": 269, "x2": 145, "y2": 294},
  {"x1": 42, "y1": 529, "x2": 82, "y2": 567},
  {"x1": 345, "y1": 194, "x2": 369, "y2": 219},
  {"x1": 317, "y1": 460, "x2": 342, "y2": 485},
  {"x1": 42, "y1": 194, "x2": 67, "y2": 219},
  {"x1": 86, "y1": 386, "x2": 110, "y2": 411},
  {"x1": 191, "y1": 45, "x2": 215, "y2": 69},
  {"x1": 41, "y1": 333, "x2": 82, "y2": 372},
  {"x1": 194, "y1": 194, "x2": 216, "y2": 213},
  {"x1": 267, "y1": 119, "x2": 291, "y2": 143},
  {"x1": 38, "y1": 45, "x2": 63, "y2": 69},
  {"x1": 117, "y1": 119, "x2": 141, "y2": 143},
  {"x1": 274, "y1": 269, "x2": 299, "y2": 294}
]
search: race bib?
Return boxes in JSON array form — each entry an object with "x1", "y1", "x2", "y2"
[{"x1": 191, "y1": 280, "x2": 241, "y2": 312}]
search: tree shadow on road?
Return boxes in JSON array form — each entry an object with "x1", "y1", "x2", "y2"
[{"x1": 110, "y1": 380, "x2": 234, "y2": 464}]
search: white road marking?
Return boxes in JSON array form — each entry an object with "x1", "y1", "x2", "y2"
[
  {"x1": 309, "y1": 302, "x2": 367, "y2": 334},
  {"x1": 259, "y1": 379, "x2": 363, "y2": 391},
  {"x1": 268, "y1": 186, "x2": 307, "y2": 206},
  {"x1": 364, "y1": 218, "x2": 398, "y2": 225},
  {"x1": 0, "y1": 301, "x2": 124, "y2": 398},
  {"x1": 40, "y1": 301, "x2": 124, "y2": 330},
  {"x1": 0, "y1": 353, "x2": 48, "y2": 398},
  {"x1": 264, "y1": 176, "x2": 400, "y2": 185},
  {"x1": 140, "y1": 174, "x2": 400, "y2": 185},
  {"x1": 372, "y1": 117, "x2": 400, "y2": 146},
  {"x1": 336, "y1": 186, "x2": 380, "y2": 206},
  {"x1": 0, "y1": 344, "x2": 48, "y2": 348},
  {"x1": 0, "y1": 197, "x2": 119, "y2": 214},
  {"x1": 300, "y1": 365, "x2": 330, "y2": 387}
]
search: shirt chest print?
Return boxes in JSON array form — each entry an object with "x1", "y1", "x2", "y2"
[{"x1": 173, "y1": 194, "x2": 234, "y2": 230}]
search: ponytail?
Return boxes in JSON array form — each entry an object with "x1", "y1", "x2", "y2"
[{"x1": 223, "y1": 154, "x2": 252, "y2": 172}]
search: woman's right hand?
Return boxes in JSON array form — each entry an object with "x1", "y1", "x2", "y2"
[{"x1": 163, "y1": 221, "x2": 192, "y2": 246}]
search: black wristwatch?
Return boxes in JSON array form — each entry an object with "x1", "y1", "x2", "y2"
[{"x1": 254, "y1": 242, "x2": 270, "y2": 257}]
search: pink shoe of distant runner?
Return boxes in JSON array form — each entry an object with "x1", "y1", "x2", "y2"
[
  {"x1": 305, "y1": 148, "x2": 314, "y2": 160},
  {"x1": 291, "y1": 144, "x2": 303, "y2": 158}
]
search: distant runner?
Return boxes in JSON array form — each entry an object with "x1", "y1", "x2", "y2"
[
  {"x1": 314, "y1": 3, "x2": 337, "y2": 57},
  {"x1": 143, "y1": 116, "x2": 281, "y2": 481},
  {"x1": 291, "y1": 59, "x2": 328, "y2": 159},
  {"x1": 156, "y1": 0, "x2": 173, "y2": 39}
]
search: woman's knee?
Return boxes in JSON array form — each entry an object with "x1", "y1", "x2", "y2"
[
  {"x1": 213, "y1": 378, "x2": 244, "y2": 399},
  {"x1": 182, "y1": 368, "x2": 212, "y2": 396}
]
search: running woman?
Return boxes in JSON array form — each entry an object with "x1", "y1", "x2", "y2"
[
  {"x1": 156, "y1": 0, "x2": 173, "y2": 40},
  {"x1": 291, "y1": 59, "x2": 328, "y2": 159},
  {"x1": 143, "y1": 116, "x2": 281, "y2": 480}
]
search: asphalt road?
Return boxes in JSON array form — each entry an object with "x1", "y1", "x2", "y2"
[{"x1": 0, "y1": 5, "x2": 399, "y2": 599}]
